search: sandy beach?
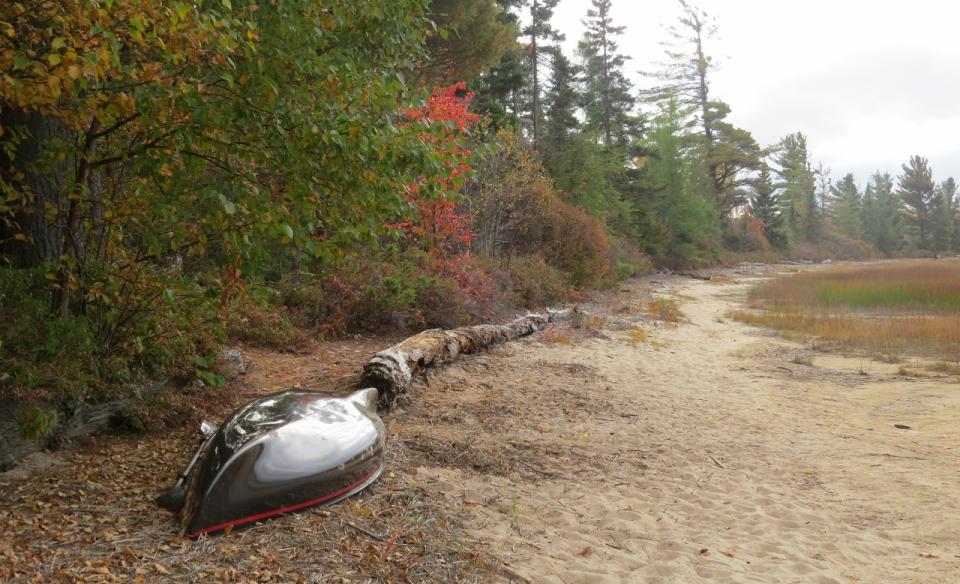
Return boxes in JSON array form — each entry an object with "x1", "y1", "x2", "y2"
[{"x1": 396, "y1": 270, "x2": 960, "y2": 582}]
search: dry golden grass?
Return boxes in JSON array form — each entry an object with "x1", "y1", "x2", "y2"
[
  {"x1": 734, "y1": 260, "x2": 960, "y2": 360},
  {"x1": 646, "y1": 298, "x2": 684, "y2": 322},
  {"x1": 539, "y1": 329, "x2": 573, "y2": 345},
  {"x1": 626, "y1": 326, "x2": 648, "y2": 345}
]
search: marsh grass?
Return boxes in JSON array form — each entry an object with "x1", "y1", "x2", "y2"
[
  {"x1": 734, "y1": 261, "x2": 960, "y2": 360},
  {"x1": 756, "y1": 261, "x2": 960, "y2": 312}
]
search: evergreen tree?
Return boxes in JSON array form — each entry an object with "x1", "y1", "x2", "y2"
[
  {"x1": 897, "y1": 155, "x2": 936, "y2": 248},
  {"x1": 705, "y1": 101, "x2": 763, "y2": 217},
  {"x1": 578, "y1": 0, "x2": 637, "y2": 148},
  {"x1": 642, "y1": 2, "x2": 759, "y2": 218},
  {"x1": 473, "y1": 51, "x2": 526, "y2": 127},
  {"x1": 749, "y1": 166, "x2": 786, "y2": 249},
  {"x1": 542, "y1": 46, "x2": 581, "y2": 162},
  {"x1": 523, "y1": 0, "x2": 562, "y2": 144},
  {"x1": 473, "y1": 1, "x2": 526, "y2": 128},
  {"x1": 861, "y1": 172, "x2": 902, "y2": 256},
  {"x1": 420, "y1": 0, "x2": 517, "y2": 85},
  {"x1": 643, "y1": 99, "x2": 720, "y2": 265},
  {"x1": 772, "y1": 132, "x2": 817, "y2": 243},
  {"x1": 642, "y1": 0, "x2": 716, "y2": 142},
  {"x1": 828, "y1": 173, "x2": 863, "y2": 240},
  {"x1": 931, "y1": 178, "x2": 956, "y2": 252}
]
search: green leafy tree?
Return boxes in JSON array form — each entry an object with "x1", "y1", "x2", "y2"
[
  {"x1": 861, "y1": 172, "x2": 902, "y2": 256},
  {"x1": 749, "y1": 166, "x2": 786, "y2": 249},
  {"x1": 828, "y1": 173, "x2": 863, "y2": 240},
  {"x1": 548, "y1": 132, "x2": 630, "y2": 224},
  {"x1": 0, "y1": 0, "x2": 459, "y2": 389},
  {"x1": 897, "y1": 155, "x2": 936, "y2": 248},
  {"x1": 577, "y1": 0, "x2": 638, "y2": 148}
]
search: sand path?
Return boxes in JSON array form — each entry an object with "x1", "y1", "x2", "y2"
[{"x1": 401, "y1": 272, "x2": 960, "y2": 583}]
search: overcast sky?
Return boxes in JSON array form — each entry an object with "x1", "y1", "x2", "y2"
[{"x1": 550, "y1": 0, "x2": 960, "y2": 186}]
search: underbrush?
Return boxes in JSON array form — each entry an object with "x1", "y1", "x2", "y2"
[
  {"x1": 0, "y1": 267, "x2": 223, "y2": 403},
  {"x1": 0, "y1": 266, "x2": 225, "y2": 438}
]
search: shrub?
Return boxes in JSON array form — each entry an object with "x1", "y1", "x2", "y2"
[
  {"x1": 608, "y1": 238, "x2": 653, "y2": 281},
  {"x1": 543, "y1": 201, "x2": 612, "y2": 289},
  {"x1": 281, "y1": 249, "x2": 487, "y2": 336},
  {"x1": 0, "y1": 266, "x2": 223, "y2": 403},
  {"x1": 484, "y1": 255, "x2": 572, "y2": 309},
  {"x1": 724, "y1": 216, "x2": 770, "y2": 252}
]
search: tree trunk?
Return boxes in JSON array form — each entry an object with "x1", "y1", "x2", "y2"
[{"x1": 0, "y1": 109, "x2": 75, "y2": 268}]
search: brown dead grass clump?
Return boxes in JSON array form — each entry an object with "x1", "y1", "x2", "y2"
[{"x1": 646, "y1": 298, "x2": 684, "y2": 323}]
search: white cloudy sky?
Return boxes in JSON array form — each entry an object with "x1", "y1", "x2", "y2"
[{"x1": 550, "y1": 0, "x2": 960, "y2": 185}]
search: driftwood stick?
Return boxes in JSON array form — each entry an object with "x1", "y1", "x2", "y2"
[{"x1": 362, "y1": 309, "x2": 572, "y2": 407}]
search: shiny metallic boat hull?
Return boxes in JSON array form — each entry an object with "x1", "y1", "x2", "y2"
[{"x1": 157, "y1": 387, "x2": 385, "y2": 537}]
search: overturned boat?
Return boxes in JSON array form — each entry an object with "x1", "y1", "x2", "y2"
[{"x1": 156, "y1": 387, "x2": 385, "y2": 537}]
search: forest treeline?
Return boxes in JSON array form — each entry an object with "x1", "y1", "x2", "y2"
[{"x1": 1, "y1": 0, "x2": 958, "y2": 429}]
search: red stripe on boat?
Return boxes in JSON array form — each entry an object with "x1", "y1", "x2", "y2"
[{"x1": 187, "y1": 466, "x2": 381, "y2": 538}]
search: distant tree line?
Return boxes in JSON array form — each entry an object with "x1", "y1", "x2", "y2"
[{"x1": 472, "y1": 0, "x2": 960, "y2": 262}]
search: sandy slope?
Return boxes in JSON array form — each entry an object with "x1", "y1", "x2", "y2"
[{"x1": 399, "y1": 272, "x2": 960, "y2": 583}]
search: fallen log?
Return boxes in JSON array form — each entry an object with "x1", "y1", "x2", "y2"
[
  {"x1": 679, "y1": 271, "x2": 713, "y2": 281},
  {"x1": 362, "y1": 309, "x2": 570, "y2": 407}
]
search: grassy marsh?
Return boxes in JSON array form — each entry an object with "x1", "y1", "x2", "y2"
[{"x1": 733, "y1": 260, "x2": 960, "y2": 360}]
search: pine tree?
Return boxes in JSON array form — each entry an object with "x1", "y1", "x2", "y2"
[
  {"x1": 643, "y1": 99, "x2": 720, "y2": 265},
  {"x1": 749, "y1": 166, "x2": 786, "y2": 249},
  {"x1": 542, "y1": 46, "x2": 581, "y2": 162},
  {"x1": 828, "y1": 173, "x2": 863, "y2": 240},
  {"x1": 861, "y1": 172, "x2": 902, "y2": 256},
  {"x1": 473, "y1": 1, "x2": 526, "y2": 128},
  {"x1": 642, "y1": 2, "x2": 759, "y2": 218},
  {"x1": 772, "y1": 132, "x2": 817, "y2": 243},
  {"x1": 930, "y1": 178, "x2": 956, "y2": 252},
  {"x1": 420, "y1": 0, "x2": 517, "y2": 85},
  {"x1": 642, "y1": 0, "x2": 716, "y2": 142},
  {"x1": 897, "y1": 155, "x2": 935, "y2": 249},
  {"x1": 705, "y1": 101, "x2": 763, "y2": 217},
  {"x1": 523, "y1": 0, "x2": 562, "y2": 145},
  {"x1": 577, "y1": 0, "x2": 637, "y2": 148}
]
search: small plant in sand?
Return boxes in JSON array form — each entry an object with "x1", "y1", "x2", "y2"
[
  {"x1": 539, "y1": 329, "x2": 573, "y2": 345},
  {"x1": 928, "y1": 362, "x2": 960, "y2": 375},
  {"x1": 626, "y1": 326, "x2": 648, "y2": 345},
  {"x1": 897, "y1": 366, "x2": 931, "y2": 378},
  {"x1": 791, "y1": 353, "x2": 813, "y2": 366},
  {"x1": 646, "y1": 298, "x2": 684, "y2": 323}
]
